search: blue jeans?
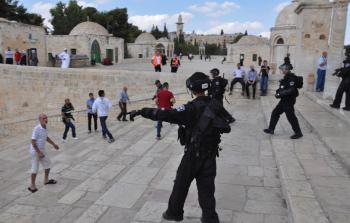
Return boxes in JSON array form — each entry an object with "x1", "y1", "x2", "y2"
[
  {"x1": 260, "y1": 75, "x2": 269, "y2": 95},
  {"x1": 316, "y1": 69, "x2": 326, "y2": 91},
  {"x1": 63, "y1": 120, "x2": 76, "y2": 139},
  {"x1": 99, "y1": 116, "x2": 114, "y2": 140},
  {"x1": 157, "y1": 121, "x2": 162, "y2": 137}
]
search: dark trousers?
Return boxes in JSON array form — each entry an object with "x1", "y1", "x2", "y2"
[
  {"x1": 155, "y1": 65, "x2": 161, "y2": 72},
  {"x1": 230, "y1": 78, "x2": 245, "y2": 93},
  {"x1": 88, "y1": 113, "x2": 98, "y2": 131},
  {"x1": 171, "y1": 67, "x2": 178, "y2": 73},
  {"x1": 332, "y1": 78, "x2": 350, "y2": 108},
  {"x1": 260, "y1": 75, "x2": 269, "y2": 95},
  {"x1": 268, "y1": 101, "x2": 302, "y2": 134},
  {"x1": 166, "y1": 151, "x2": 219, "y2": 223},
  {"x1": 316, "y1": 69, "x2": 326, "y2": 91},
  {"x1": 117, "y1": 102, "x2": 127, "y2": 120},
  {"x1": 156, "y1": 121, "x2": 162, "y2": 137},
  {"x1": 5, "y1": 58, "x2": 13, "y2": 64},
  {"x1": 63, "y1": 120, "x2": 76, "y2": 139},
  {"x1": 246, "y1": 81, "x2": 256, "y2": 98},
  {"x1": 99, "y1": 116, "x2": 114, "y2": 140}
]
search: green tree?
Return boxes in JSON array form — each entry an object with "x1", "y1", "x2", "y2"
[
  {"x1": 220, "y1": 29, "x2": 224, "y2": 35},
  {"x1": 163, "y1": 23, "x2": 168, "y2": 38},
  {"x1": 244, "y1": 30, "x2": 248, "y2": 35}
]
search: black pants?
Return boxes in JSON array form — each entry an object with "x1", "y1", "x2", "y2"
[
  {"x1": 332, "y1": 78, "x2": 350, "y2": 108},
  {"x1": 166, "y1": 151, "x2": 219, "y2": 223},
  {"x1": 155, "y1": 65, "x2": 161, "y2": 72},
  {"x1": 246, "y1": 81, "x2": 256, "y2": 98},
  {"x1": 230, "y1": 78, "x2": 245, "y2": 93},
  {"x1": 5, "y1": 58, "x2": 13, "y2": 64},
  {"x1": 171, "y1": 67, "x2": 178, "y2": 73},
  {"x1": 88, "y1": 113, "x2": 98, "y2": 131},
  {"x1": 117, "y1": 102, "x2": 127, "y2": 120},
  {"x1": 63, "y1": 120, "x2": 76, "y2": 139},
  {"x1": 268, "y1": 100, "x2": 302, "y2": 134},
  {"x1": 99, "y1": 116, "x2": 114, "y2": 139}
]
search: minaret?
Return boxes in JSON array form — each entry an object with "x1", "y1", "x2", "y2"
[{"x1": 176, "y1": 14, "x2": 184, "y2": 37}]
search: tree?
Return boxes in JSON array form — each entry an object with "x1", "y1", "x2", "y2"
[
  {"x1": 244, "y1": 30, "x2": 248, "y2": 35},
  {"x1": 233, "y1": 33, "x2": 244, "y2": 43},
  {"x1": 0, "y1": 0, "x2": 44, "y2": 26},
  {"x1": 163, "y1": 23, "x2": 168, "y2": 38},
  {"x1": 220, "y1": 29, "x2": 224, "y2": 35}
]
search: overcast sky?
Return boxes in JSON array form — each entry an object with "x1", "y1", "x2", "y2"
[{"x1": 21, "y1": 0, "x2": 350, "y2": 44}]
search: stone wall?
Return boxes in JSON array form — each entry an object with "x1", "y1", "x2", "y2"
[{"x1": 0, "y1": 64, "x2": 188, "y2": 136}]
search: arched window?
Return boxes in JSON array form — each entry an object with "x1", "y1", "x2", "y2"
[
  {"x1": 319, "y1": 34, "x2": 326, "y2": 40},
  {"x1": 305, "y1": 34, "x2": 311, "y2": 39},
  {"x1": 276, "y1": 38, "x2": 284, "y2": 45}
]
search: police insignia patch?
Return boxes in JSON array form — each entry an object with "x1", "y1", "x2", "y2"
[
  {"x1": 176, "y1": 105, "x2": 185, "y2": 112},
  {"x1": 290, "y1": 81, "x2": 295, "y2": 86}
]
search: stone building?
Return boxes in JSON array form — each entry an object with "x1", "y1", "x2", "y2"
[
  {"x1": 0, "y1": 18, "x2": 47, "y2": 66},
  {"x1": 127, "y1": 32, "x2": 174, "y2": 59},
  {"x1": 227, "y1": 35, "x2": 270, "y2": 67},
  {"x1": 46, "y1": 21, "x2": 124, "y2": 64}
]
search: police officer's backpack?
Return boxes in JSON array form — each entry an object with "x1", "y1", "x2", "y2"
[{"x1": 296, "y1": 76, "x2": 303, "y2": 89}]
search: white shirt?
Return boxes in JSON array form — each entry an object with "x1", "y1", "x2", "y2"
[
  {"x1": 5, "y1": 50, "x2": 14, "y2": 59},
  {"x1": 92, "y1": 97, "x2": 112, "y2": 117},
  {"x1": 59, "y1": 51, "x2": 70, "y2": 68},
  {"x1": 233, "y1": 68, "x2": 245, "y2": 78},
  {"x1": 318, "y1": 56, "x2": 327, "y2": 70},
  {"x1": 29, "y1": 124, "x2": 48, "y2": 155}
]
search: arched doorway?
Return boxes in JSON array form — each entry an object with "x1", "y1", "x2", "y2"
[
  {"x1": 155, "y1": 43, "x2": 165, "y2": 54},
  {"x1": 273, "y1": 37, "x2": 288, "y2": 67},
  {"x1": 91, "y1": 40, "x2": 101, "y2": 63}
]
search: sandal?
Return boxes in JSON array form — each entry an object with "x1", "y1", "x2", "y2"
[
  {"x1": 45, "y1": 179, "x2": 57, "y2": 185},
  {"x1": 28, "y1": 187, "x2": 38, "y2": 193}
]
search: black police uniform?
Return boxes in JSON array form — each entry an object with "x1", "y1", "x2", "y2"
[
  {"x1": 268, "y1": 72, "x2": 302, "y2": 135},
  {"x1": 331, "y1": 66, "x2": 350, "y2": 110},
  {"x1": 210, "y1": 76, "x2": 228, "y2": 104}
]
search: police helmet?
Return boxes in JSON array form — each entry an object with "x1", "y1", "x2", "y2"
[
  {"x1": 186, "y1": 72, "x2": 211, "y2": 92},
  {"x1": 210, "y1": 68, "x2": 220, "y2": 76},
  {"x1": 279, "y1": 63, "x2": 293, "y2": 71}
]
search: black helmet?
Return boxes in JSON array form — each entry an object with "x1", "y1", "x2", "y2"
[
  {"x1": 186, "y1": 72, "x2": 211, "y2": 91},
  {"x1": 210, "y1": 68, "x2": 220, "y2": 76},
  {"x1": 279, "y1": 63, "x2": 293, "y2": 71}
]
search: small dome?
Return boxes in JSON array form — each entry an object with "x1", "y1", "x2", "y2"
[
  {"x1": 157, "y1": 37, "x2": 170, "y2": 42},
  {"x1": 135, "y1": 33, "x2": 156, "y2": 43},
  {"x1": 69, "y1": 21, "x2": 109, "y2": 36},
  {"x1": 236, "y1": 35, "x2": 269, "y2": 45},
  {"x1": 275, "y1": 2, "x2": 298, "y2": 27}
]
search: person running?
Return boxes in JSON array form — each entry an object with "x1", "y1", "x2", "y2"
[
  {"x1": 61, "y1": 98, "x2": 77, "y2": 142},
  {"x1": 229, "y1": 63, "x2": 246, "y2": 96},
  {"x1": 117, "y1": 86, "x2": 130, "y2": 121},
  {"x1": 155, "y1": 82, "x2": 175, "y2": 139},
  {"x1": 92, "y1": 90, "x2": 115, "y2": 143},
  {"x1": 87, "y1": 93, "x2": 98, "y2": 133},
  {"x1": 28, "y1": 114, "x2": 59, "y2": 193}
]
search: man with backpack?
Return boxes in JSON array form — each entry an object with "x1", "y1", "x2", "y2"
[
  {"x1": 263, "y1": 63, "x2": 303, "y2": 139},
  {"x1": 129, "y1": 72, "x2": 234, "y2": 223}
]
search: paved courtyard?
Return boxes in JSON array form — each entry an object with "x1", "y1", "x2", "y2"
[{"x1": 0, "y1": 60, "x2": 350, "y2": 223}]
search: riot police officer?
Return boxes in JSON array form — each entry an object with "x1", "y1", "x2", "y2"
[
  {"x1": 209, "y1": 68, "x2": 228, "y2": 104},
  {"x1": 129, "y1": 72, "x2": 234, "y2": 223},
  {"x1": 263, "y1": 64, "x2": 303, "y2": 139}
]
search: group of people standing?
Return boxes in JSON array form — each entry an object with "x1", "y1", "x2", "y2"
[
  {"x1": 1, "y1": 47, "x2": 35, "y2": 66},
  {"x1": 152, "y1": 51, "x2": 181, "y2": 73}
]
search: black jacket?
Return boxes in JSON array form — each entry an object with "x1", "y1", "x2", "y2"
[
  {"x1": 210, "y1": 77, "x2": 228, "y2": 100},
  {"x1": 276, "y1": 72, "x2": 299, "y2": 102}
]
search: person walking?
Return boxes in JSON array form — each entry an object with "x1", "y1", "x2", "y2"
[
  {"x1": 246, "y1": 65, "x2": 258, "y2": 99},
  {"x1": 170, "y1": 54, "x2": 181, "y2": 73},
  {"x1": 28, "y1": 114, "x2": 59, "y2": 193},
  {"x1": 61, "y1": 98, "x2": 77, "y2": 142},
  {"x1": 59, "y1": 48, "x2": 70, "y2": 69},
  {"x1": 152, "y1": 80, "x2": 163, "y2": 100},
  {"x1": 316, "y1": 51, "x2": 328, "y2": 92},
  {"x1": 92, "y1": 90, "x2": 115, "y2": 143},
  {"x1": 259, "y1": 60, "x2": 270, "y2": 96},
  {"x1": 5, "y1": 47, "x2": 14, "y2": 64},
  {"x1": 117, "y1": 86, "x2": 130, "y2": 121},
  {"x1": 129, "y1": 72, "x2": 234, "y2": 223},
  {"x1": 155, "y1": 82, "x2": 175, "y2": 139},
  {"x1": 15, "y1": 49, "x2": 21, "y2": 65},
  {"x1": 263, "y1": 64, "x2": 303, "y2": 139},
  {"x1": 229, "y1": 63, "x2": 246, "y2": 96},
  {"x1": 87, "y1": 93, "x2": 98, "y2": 133},
  {"x1": 152, "y1": 51, "x2": 162, "y2": 72}
]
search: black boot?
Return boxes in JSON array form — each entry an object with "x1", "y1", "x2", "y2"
[
  {"x1": 263, "y1": 129, "x2": 274, "y2": 135},
  {"x1": 162, "y1": 211, "x2": 183, "y2": 222},
  {"x1": 290, "y1": 133, "x2": 303, "y2": 139},
  {"x1": 330, "y1": 104, "x2": 340, "y2": 109}
]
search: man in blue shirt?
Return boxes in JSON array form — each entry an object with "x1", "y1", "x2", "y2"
[
  {"x1": 117, "y1": 86, "x2": 130, "y2": 121},
  {"x1": 246, "y1": 65, "x2": 258, "y2": 99},
  {"x1": 87, "y1": 93, "x2": 98, "y2": 133}
]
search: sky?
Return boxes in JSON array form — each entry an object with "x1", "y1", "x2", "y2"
[{"x1": 20, "y1": 0, "x2": 350, "y2": 44}]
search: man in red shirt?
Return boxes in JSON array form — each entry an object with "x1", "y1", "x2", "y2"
[
  {"x1": 15, "y1": 49, "x2": 21, "y2": 65},
  {"x1": 155, "y1": 82, "x2": 175, "y2": 139}
]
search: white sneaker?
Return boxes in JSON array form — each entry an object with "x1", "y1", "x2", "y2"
[
  {"x1": 73, "y1": 137, "x2": 78, "y2": 140},
  {"x1": 61, "y1": 139, "x2": 66, "y2": 143}
]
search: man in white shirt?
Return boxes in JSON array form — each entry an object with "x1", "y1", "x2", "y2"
[
  {"x1": 5, "y1": 47, "x2": 14, "y2": 64},
  {"x1": 229, "y1": 63, "x2": 246, "y2": 96},
  {"x1": 316, "y1": 51, "x2": 327, "y2": 92},
  {"x1": 28, "y1": 114, "x2": 59, "y2": 193},
  {"x1": 92, "y1": 90, "x2": 115, "y2": 143},
  {"x1": 59, "y1": 48, "x2": 70, "y2": 69}
]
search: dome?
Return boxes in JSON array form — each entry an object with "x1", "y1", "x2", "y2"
[
  {"x1": 275, "y1": 2, "x2": 298, "y2": 27},
  {"x1": 69, "y1": 21, "x2": 109, "y2": 36},
  {"x1": 157, "y1": 37, "x2": 170, "y2": 42},
  {"x1": 236, "y1": 35, "x2": 269, "y2": 45},
  {"x1": 135, "y1": 33, "x2": 156, "y2": 43}
]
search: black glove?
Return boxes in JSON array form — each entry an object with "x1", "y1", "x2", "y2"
[
  {"x1": 275, "y1": 93, "x2": 281, "y2": 99},
  {"x1": 129, "y1": 110, "x2": 141, "y2": 121}
]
